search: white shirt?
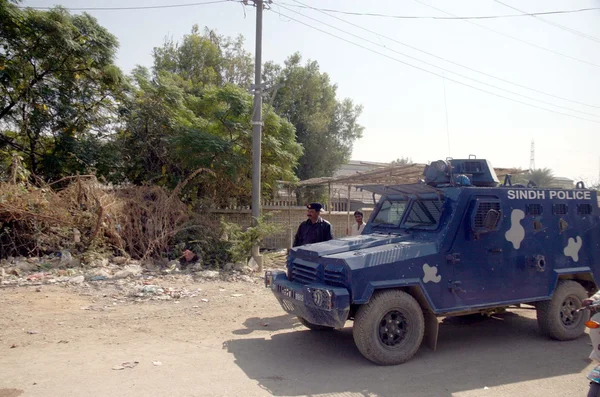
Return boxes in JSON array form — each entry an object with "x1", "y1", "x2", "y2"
[{"x1": 351, "y1": 222, "x2": 366, "y2": 236}]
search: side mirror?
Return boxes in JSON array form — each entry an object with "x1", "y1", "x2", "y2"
[{"x1": 484, "y1": 209, "x2": 501, "y2": 230}]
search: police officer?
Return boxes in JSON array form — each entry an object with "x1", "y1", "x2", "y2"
[{"x1": 292, "y1": 202, "x2": 334, "y2": 247}]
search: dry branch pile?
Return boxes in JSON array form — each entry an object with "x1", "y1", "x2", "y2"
[{"x1": 0, "y1": 176, "x2": 194, "y2": 260}]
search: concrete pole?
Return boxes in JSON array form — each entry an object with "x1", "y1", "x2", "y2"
[
  {"x1": 251, "y1": 0, "x2": 264, "y2": 271},
  {"x1": 347, "y1": 185, "x2": 351, "y2": 236}
]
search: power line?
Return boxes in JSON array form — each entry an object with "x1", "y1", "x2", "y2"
[
  {"x1": 18, "y1": 0, "x2": 234, "y2": 11},
  {"x1": 411, "y1": 0, "x2": 600, "y2": 69},
  {"x1": 278, "y1": 2, "x2": 600, "y2": 119},
  {"x1": 493, "y1": 0, "x2": 600, "y2": 45},
  {"x1": 268, "y1": 9, "x2": 600, "y2": 125},
  {"x1": 288, "y1": 0, "x2": 600, "y2": 110},
  {"x1": 278, "y1": 1, "x2": 600, "y2": 20}
]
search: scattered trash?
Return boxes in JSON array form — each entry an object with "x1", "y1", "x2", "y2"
[
  {"x1": 197, "y1": 270, "x2": 219, "y2": 279},
  {"x1": 152, "y1": 361, "x2": 162, "y2": 366},
  {"x1": 26, "y1": 273, "x2": 44, "y2": 281},
  {"x1": 484, "y1": 387, "x2": 489, "y2": 390},
  {"x1": 112, "y1": 361, "x2": 139, "y2": 370},
  {"x1": 248, "y1": 257, "x2": 259, "y2": 271},
  {"x1": 59, "y1": 250, "x2": 78, "y2": 267},
  {"x1": 89, "y1": 275, "x2": 107, "y2": 281},
  {"x1": 26, "y1": 330, "x2": 39, "y2": 335},
  {"x1": 68, "y1": 275, "x2": 85, "y2": 285},
  {"x1": 10, "y1": 344, "x2": 17, "y2": 349},
  {"x1": 141, "y1": 285, "x2": 164, "y2": 295},
  {"x1": 114, "y1": 264, "x2": 143, "y2": 279},
  {"x1": 183, "y1": 250, "x2": 195, "y2": 262},
  {"x1": 201, "y1": 298, "x2": 209, "y2": 303},
  {"x1": 240, "y1": 275, "x2": 255, "y2": 283},
  {"x1": 231, "y1": 294, "x2": 244, "y2": 297},
  {"x1": 192, "y1": 305, "x2": 199, "y2": 308}
]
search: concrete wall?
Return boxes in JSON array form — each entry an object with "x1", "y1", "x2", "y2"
[{"x1": 207, "y1": 207, "x2": 373, "y2": 250}]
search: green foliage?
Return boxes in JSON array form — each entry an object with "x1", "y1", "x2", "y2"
[
  {"x1": 170, "y1": 216, "x2": 231, "y2": 268},
  {"x1": 0, "y1": 2, "x2": 126, "y2": 178},
  {"x1": 515, "y1": 168, "x2": 556, "y2": 188},
  {"x1": 268, "y1": 53, "x2": 364, "y2": 202},
  {"x1": 153, "y1": 25, "x2": 253, "y2": 88},
  {"x1": 221, "y1": 216, "x2": 282, "y2": 264},
  {"x1": 118, "y1": 27, "x2": 302, "y2": 207},
  {"x1": 392, "y1": 157, "x2": 412, "y2": 165}
]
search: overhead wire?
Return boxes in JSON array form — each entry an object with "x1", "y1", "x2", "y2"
[
  {"x1": 493, "y1": 0, "x2": 600, "y2": 44},
  {"x1": 277, "y1": 1, "x2": 600, "y2": 20},
  {"x1": 18, "y1": 0, "x2": 234, "y2": 11},
  {"x1": 266, "y1": 8, "x2": 600, "y2": 125},
  {"x1": 411, "y1": 0, "x2": 600, "y2": 69},
  {"x1": 288, "y1": 0, "x2": 600, "y2": 110},
  {"x1": 277, "y1": 2, "x2": 600, "y2": 119}
]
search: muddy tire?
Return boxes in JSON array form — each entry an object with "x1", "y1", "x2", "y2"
[
  {"x1": 297, "y1": 316, "x2": 334, "y2": 331},
  {"x1": 536, "y1": 280, "x2": 589, "y2": 340},
  {"x1": 353, "y1": 290, "x2": 424, "y2": 365}
]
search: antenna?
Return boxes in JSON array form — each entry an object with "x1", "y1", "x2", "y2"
[{"x1": 529, "y1": 140, "x2": 535, "y2": 171}]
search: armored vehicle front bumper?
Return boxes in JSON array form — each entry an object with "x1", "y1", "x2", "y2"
[{"x1": 265, "y1": 270, "x2": 350, "y2": 328}]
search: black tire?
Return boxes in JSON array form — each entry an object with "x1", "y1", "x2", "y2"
[
  {"x1": 536, "y1": 280, "x2": 589, "y2": 340},
  {"x1": 353, "y1": 289, "x2": 424, "y2": 365},
  {"x1": 297, "y1": 316, "x2": 334, "y2": 331}
]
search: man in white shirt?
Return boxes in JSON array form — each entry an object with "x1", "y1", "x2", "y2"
[{"x1": 350, "y1": 210, "x2": 366, "y2": 236}]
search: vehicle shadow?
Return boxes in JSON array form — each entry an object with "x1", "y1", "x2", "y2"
[
  {"x1": 232, "y1": 314, "x2": 300, "y2": 335},
  {"x1": 225, "y1": 310, "x2": 591, "y2": 397}
]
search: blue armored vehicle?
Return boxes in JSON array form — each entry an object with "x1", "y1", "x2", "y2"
[{"x1": 265, "y1": 157, "x2": 600, "y2": 365}]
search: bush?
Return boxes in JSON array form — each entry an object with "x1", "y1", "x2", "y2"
[{"x1": 221, "y1": 215, "x2": 282, "y2": 264}]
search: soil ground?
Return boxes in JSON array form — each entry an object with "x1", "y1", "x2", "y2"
[{"x1": 0, "y1": 277, "x2": 596, "y2": 397}]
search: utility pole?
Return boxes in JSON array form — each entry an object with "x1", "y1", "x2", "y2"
[{"x1": 250, "y1": 0, "x2": 264, "y2": 271}]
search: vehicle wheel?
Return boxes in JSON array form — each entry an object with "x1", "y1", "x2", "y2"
[
  {"x1": 353, "y1": 289, "x2": 424, "y2": 365},
  {"x1": 536, "y1": 280, "x2": 589, "y2": 340},
  {"x1": 297, "y1": 316, "x2": 334, "y2": 331}
]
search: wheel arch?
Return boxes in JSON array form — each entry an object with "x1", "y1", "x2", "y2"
[{"x1": 557, "y1": 272, "x2": 598, "y2": 296}]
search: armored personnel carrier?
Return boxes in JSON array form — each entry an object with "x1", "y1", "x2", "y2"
[{"x1": 265, "y1": 157, "x2": 599, "y2": 365}]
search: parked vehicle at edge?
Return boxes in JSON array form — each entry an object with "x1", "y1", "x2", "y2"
[
  {"x1": 265, "y1": 156, "x2": 600, "y2": 365},
  {"x1": 579, "y1": 302, "x2": 600, "y2": 397}
]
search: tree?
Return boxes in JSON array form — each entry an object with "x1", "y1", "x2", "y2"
[
  {"x1": 268, "y1": 54, "x2": 364, "y2": 193},
  {"x1": 516, "y1": 168, "x2": 556, "y2": 188},
  {"x1": 266, "y1": 54, "x2": 364, "y2": 202},
  {"x1": 392, "y1": 157, "x2": 412, "y2": 165},
  {"x1": 118, "y1": 27, "x2": 302, "y2": 207},
  {"x1": 153, "y1": 25, "x2": 253, "y2": 88},
  {"x1": 0, "y1": 2, "x2": 126, "y2": 179}
]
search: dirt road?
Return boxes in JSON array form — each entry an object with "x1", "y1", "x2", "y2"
[{"x1": 0, "y1": 279, "x2": 595, "y2": 397}]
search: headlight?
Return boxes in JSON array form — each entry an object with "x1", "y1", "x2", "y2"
[{"x1": 310, "y1": 288, "x2": 333, "y2": 310}]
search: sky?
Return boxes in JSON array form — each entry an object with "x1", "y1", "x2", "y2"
[{"x1": 19, "y1": 0, "x2": 600, "y2": 183}]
